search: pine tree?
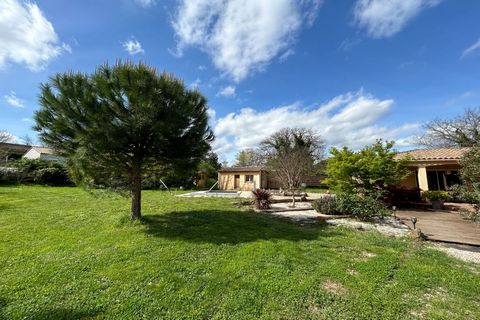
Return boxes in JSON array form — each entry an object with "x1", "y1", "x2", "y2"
[{"x1": 35, "y1": 62, "x2": 213, "y2": 220}]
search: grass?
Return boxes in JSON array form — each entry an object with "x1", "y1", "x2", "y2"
[
  {"x1": 303, "y1": 187, "x2": 331, "y2": 194},
  {"x1": 0, "y1": 185, "x2": 479, "y2": 319}
]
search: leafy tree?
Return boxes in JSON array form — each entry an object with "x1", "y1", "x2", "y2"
[
  {"x1": 198, "y1": 151, "x2": 221, "y2": 175},
  {"x1": 261, "y1": 128, "x2": 324, "y2": 207},
  {"x1": 449, "y1": 147, "x2": 480, "y2": 221},
  {"x1": 34, "y1": 62, "x2": 213, "y2": 220},
  {"x1": 419, "y1": 107, "x2": 480, "y2": 147},
  {"x1": 325, "y1": 140, "x2": 410, "y2": 194},
  {"x1": 0, "y1": 130, "x2": 14, "y2": 165},
  {"x1": 234, "y1": 149, "x2": 264, "y2": 167}
]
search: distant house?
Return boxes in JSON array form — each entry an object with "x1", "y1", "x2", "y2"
[
  {"x1": 394, "y1": 148, "x2": 469, "y2": 191},
  {"x1": 23, "y1": 147, "x2": 64, "y2": 162},
  {"x1": 194, "y1": 170, "x2": 208, "y2": 187},
  {"x1": 0, "y1": 143, "x2": 31, "y2": 163},
  {"x1": 217, "y1": 166, "x2": 325, "y2": 191}
]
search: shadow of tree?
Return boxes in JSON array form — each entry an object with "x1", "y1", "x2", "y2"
[
  {"x1": 0, "y1": 297, "x2": 102, "y2": 320},
  {"x1": 142, "y1": 209, "x2": 336, "y2": 244}
]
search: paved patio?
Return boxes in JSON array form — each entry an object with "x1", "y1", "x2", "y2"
[{"x1": 397, "y1": 209, "x2": 480, "y2": 246}]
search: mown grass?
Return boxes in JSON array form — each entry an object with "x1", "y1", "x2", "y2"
[{"x1": 0, "y1": 185, "x2": 479, "y2": 319}]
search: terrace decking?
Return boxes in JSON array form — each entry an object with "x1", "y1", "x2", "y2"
[{"x1": 397, "y1": 209, "x2": 480, "y2": 246}]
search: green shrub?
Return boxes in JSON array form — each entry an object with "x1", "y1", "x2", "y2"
[
  {"x1": 252, "y1": 189, "x2": 272, "y2": 210},
  {"x1": 459, "y1": 207, "x2": 480, "y2": 223},
  {"x1": 205, "y1": 178, "x2": 217, "y2": 189},
  {"x1": 12, "y1": 158, "x2": 71, "y2": 186},
  {"x1": 421, "y1": 191, "x2": 451, "y2": 202},
  {"x1": 336, "y1": 193, "x2": 389, "y2": 219},
  {"x1": 312, "y1": 196, "x2": 342, "y2": 215}
]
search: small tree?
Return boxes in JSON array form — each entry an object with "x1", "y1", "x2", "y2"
[
  {"x1": 261, "y1": 128, "x2": 324, "y2": 207},
  {"x1": 0, "y1": 130, "x2": 14, "y2": 164},
  {"x1": 419, "y1": 107, "x2": 480, "y2": 147},
  {"x1": 35, "y1": 62, "x2": 213, "y2": 220},
  {"x1": 234, "y1": 149, "x2": 264, "y2": 167},
  {"x1": 325, "y1": 140, "x2": 410, "y2": 195},
  {"x1": 457, "y1": 146, "x2": 480, "y2": 219}
]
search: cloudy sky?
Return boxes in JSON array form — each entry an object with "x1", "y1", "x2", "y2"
[{"x1": 1, "y1": 0, "x2": 480, "y2": 163}]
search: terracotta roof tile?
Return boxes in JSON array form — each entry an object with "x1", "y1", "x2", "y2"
[
  {"x1": 218, "y1": 166, "x2": 266, "y2": 172},
  {"x1": 394, "y1": 148, "x2": 470, "y2": 161}
]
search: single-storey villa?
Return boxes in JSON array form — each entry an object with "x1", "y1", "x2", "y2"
[
  {"x1": 23, "y1": 147, "x2": 64, "y2": 162},
  {"x1": 0, "y1": 143, "x2": 31, "y2": 163},
  {"x1": 217, "y1": 166, "x2": 324, "y2": 191},
  {"x1": 395, "y1": 148, "x2": 470, "y2": 191}
]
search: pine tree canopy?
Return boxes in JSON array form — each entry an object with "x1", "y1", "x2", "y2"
[{"x1": 34, "y1": 61, "x2": 214, "y2": 219}]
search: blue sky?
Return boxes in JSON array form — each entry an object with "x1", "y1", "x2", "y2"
[{"x1": 1, "y1": 0, "x2": 480, "y2": 163}]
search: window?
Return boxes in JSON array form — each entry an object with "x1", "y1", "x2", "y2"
[{"x1": 245, "y1": 175, "x2": 254, "y2": 182}]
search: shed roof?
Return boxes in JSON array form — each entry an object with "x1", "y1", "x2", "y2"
[
  {"x1": 394, "y1": 148, "x2": 470, "y2": 161},
  {"x1": 218, "y1": 166, "x2": 266, "y2": 173}
]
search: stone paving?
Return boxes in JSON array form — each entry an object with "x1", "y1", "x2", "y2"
[{"x1": 396, "y1": 209, "x2": 480, "y2": 246}]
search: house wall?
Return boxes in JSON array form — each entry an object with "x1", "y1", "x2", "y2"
[
  {"x1": 218, "y1": 172, "x2": 262, "y2": 191},
  {"x1": 22, "y1": 149, "x2": 41, "y2": 159},
  {"x1": 397, "y1": 162, "x2": 462, "y2": 191},
  {"x1": 398, "y1": 168, "x2": 418, "y2": 189}
]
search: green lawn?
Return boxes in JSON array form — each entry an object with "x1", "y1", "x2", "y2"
[{"x1": 0, "y1": 186, "x2": 478, "y2": 319}]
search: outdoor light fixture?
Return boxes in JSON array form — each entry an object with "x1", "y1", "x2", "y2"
[
  {"x1": 392, "y1": 206, "x2": 397, "y2": 218},
  {"x1": 411, "y1": 217, "x2": 417, "y2": 229}
]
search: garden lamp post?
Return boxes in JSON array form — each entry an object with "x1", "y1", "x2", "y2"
[
  {"x1": 411, "y1": 217, "x2": 417, "y2": 229},
  {"x1": 392, "y1": 206, "x2": 397, "y2": 218}
]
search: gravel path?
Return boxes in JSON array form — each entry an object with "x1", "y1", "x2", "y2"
[
  {"x1": 325, "y1": 217, "x2": 410, "y2": 237},
  {"x1": 430, "y1": 243, "x2": 480, "y2": 264}
]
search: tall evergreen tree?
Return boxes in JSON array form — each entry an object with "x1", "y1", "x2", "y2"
[{"x1": 35, "y1": 62, "x2": 213, "y2": 220}]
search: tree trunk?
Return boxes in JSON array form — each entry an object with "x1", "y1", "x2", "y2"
[
  {"x1": 291, "y1": 189, "x2": 296, "y2": 208},
  {"x1": 130, "y1": 164, "x2": 142, "y2": 220}
]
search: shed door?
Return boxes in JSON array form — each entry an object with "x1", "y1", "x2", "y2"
[{"x1": 234, "y1": 175, "x2": 240, "y2": 189}]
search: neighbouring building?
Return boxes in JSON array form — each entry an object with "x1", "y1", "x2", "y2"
[
  {"x1": 0, "y1": 142, "x2": 31, "y2": 164},
  {"x1": 394, "y1": 148, "x2": 469, "y2": 191},
  {"x1": 217, "y1": 166, "x2": 324, "y2": 191},
  {"x1": 194, "y1": 170, "x2": 208, "y2": 187},
  {"x1": 23, "y1": 146, "x2": 64, "y2": 162}
]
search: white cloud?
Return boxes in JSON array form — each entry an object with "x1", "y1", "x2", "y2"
[
  {"x1": 123, "y1": 38, "x2": 144, "y2": 55},
  {"x1": 134, "y1": 0, "x2": 156, "y2": 8},
  {"x1": 198, "y1": 65, "x2": 206, "y2": 71},
  {"x1": 461, "y1": 39, "x2": 480, "y2": 58},
  {"x1": 353, "y1": 0, "x2": 441, "y2": 38},
  {"x1": 212, "y1": 90, "x2": 419, "y2": 160},
  {"x1": 217, "y1": 86, "x2": 236, "y2": 98},
  {"x1": 172, "y1": 0, "x2": 322, "y2": 82},
  {"x1": 189, "y1": 78, "x2": 201, "y2": 90},
  {"x1": 4, "y1": 91, "x2": 24, "y2": 108},
  {"x1": 21, "y1": 117, "x2": 32, "y2": 122},
  {"x1": 0, "y1": 0, "x2": 69, "y2": 71}
]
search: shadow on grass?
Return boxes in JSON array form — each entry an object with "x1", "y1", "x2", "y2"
[
  {"x1": 0, "y1": 297, "x2": 102, "y2": 320},
  {"x1": 142, "y1": 209, "x2": 336, "y2": 244}
]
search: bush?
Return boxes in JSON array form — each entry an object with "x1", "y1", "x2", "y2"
[
  {"x1": 313, "y1": 193, "x2": 389, "y2": 219},
  {"x1": 421, "y1": 191, "x2": 450, "y2": 202},
  {"x1": 33, "y1": 167, "x2": 70, "y2": 185},
  {"x1": 204, "y1": 178, "x2": 217, "y2": 189},
  {"x1": 312, "y1": 196, "x2": 343, "y2": 215},
  {"x1": 336, "y1": 193, "x2": 389, "y2": 219},
  {"x1": 252, "y1": 189, "x2": 272, "y2": 210},
  {"x1": 12, "y1": 158, "x2": 72, "y2": 186},
  {"x1": 460, "y1": 207, "x2": 480, "y2": 223}
]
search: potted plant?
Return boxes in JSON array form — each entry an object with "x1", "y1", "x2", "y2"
[{"x1": 422, "y1": 191, "x2": 451, "y2": 210}]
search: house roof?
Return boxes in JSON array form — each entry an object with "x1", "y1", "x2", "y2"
[
  {"x1": 218, "y1": 166, "x2": 266, "y2": 173},
  {"x1": 394, "y1": 148, "x2": 470, "y2": 161},
  {"x1": 28, "y1": 146, "x2": 56, "y2": 155},
  {"x1": 0, "y1": 142, "x2": 31, "y2": 154}
]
